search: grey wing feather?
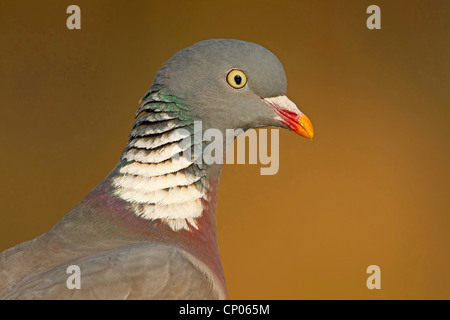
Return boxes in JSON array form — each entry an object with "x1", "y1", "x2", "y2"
[{"x1": 0, "y1": 243, "x2": 218, "y2": 300}]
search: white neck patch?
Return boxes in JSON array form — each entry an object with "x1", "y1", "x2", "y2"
[{"x1": 112, "y1": 114, "x2": 209, "y2": 232}]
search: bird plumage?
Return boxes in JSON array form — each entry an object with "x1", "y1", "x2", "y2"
[{"x1": 0, "y1": 39, "x2": 313, "y2": 299}]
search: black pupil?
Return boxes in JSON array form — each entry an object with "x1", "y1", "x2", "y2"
[{"x1": 234, "y1": 74, "x2": 242, "y2": 85}]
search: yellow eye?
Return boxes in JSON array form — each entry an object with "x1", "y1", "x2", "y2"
[{"x1": 226, "y1": 69, "x2": 247, "y2": 89}]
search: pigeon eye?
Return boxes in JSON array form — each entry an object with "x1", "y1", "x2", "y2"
[{"x1": 227, "y1": 69, "x2": 247, "y2": 89}]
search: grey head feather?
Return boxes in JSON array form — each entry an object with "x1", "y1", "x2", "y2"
[{"x1": 146, "y1": 39, "x2": 289, "y2": 133}]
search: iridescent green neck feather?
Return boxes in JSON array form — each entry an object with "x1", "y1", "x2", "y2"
[{"x1": 111, "y1": 90, "x2": 210, "y2": 232}]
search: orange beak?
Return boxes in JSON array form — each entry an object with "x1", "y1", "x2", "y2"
[
  {"x1": 290, "y1": 113, "x2": 314, "y2": 139},
  {"x1": 263, "y1": 96, "x2": 314, "y2": 140}
]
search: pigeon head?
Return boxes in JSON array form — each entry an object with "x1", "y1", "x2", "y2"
[
  {"x1": 114, "y1": 39, "x2": 315, "y2": 232},
  {"x1": 149, "y1": 39, "x2": 314, "y2": 139}
]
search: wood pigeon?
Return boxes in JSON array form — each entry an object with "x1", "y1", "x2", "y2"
[{"x1": 0, "y1": 39, "x2": 314, "y2": 299}]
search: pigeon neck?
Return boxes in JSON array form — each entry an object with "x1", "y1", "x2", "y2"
[{"x1": 110, "y1": 90, "x2": 220, "y2": 232}]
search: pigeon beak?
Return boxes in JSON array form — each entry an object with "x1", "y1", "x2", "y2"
[{"x1": 263, "y1": 95, "x2": 314, "y2": 140}]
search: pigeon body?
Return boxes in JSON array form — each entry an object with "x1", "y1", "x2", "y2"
[{"x1": 0, "y1": 39, "x2": 314, "y2": 299}]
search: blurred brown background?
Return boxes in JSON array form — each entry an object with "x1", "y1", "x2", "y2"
[{"x1": 0, "y1": 0, "x2": 448, "y2": 299}]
